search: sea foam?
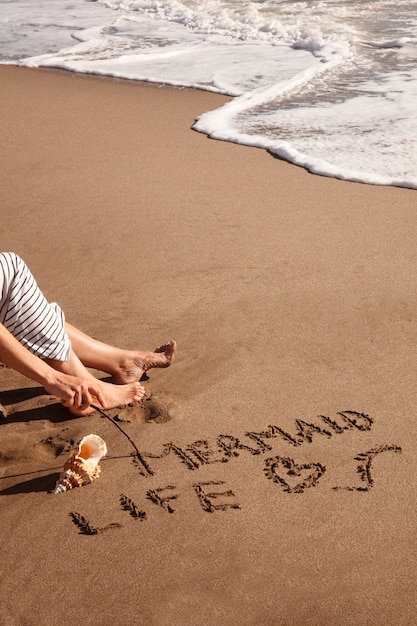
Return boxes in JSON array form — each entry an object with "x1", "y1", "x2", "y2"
[{"x1": 1, "y1": 0, "x2": 416, "y2": 189}]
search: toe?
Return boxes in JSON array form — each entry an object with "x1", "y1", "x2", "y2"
[{"x1": 135, "y1": 383, "x2": 146, "y2": 401}]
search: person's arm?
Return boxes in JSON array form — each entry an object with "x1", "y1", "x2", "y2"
[{"x1": 0, "y1": 323, "x2": 104, "y2": 411}]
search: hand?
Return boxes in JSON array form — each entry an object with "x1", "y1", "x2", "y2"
[
  {"x1": 44, "y1": 373, "x2": 105, "y2": 412},
  {"x1": 0, "y1": 324, "x2": 105, "y2": 413}
]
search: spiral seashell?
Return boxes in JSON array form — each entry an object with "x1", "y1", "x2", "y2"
[{"x1": 52, "y1": 434, "x2": 107, "y2": 494}]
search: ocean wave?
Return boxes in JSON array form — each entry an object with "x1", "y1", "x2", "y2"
[{"x1": 1, "y1": 0, "x2": 416, "y2": 189}]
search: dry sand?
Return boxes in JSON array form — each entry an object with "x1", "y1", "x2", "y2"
[{"x1": 0, "y1": 65, "x2": 416, "y2": 625}]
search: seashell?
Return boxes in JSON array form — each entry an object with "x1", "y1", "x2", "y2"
[{"x1": 52, "y1": 434, "x2": 107, "y2": 494}]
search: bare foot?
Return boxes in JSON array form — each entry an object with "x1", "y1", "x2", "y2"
[
  {"x1": 113, "y1": 340, "x2": 177, "y2": 384},
  {"x1": 69, "y1": 381, "x2": 146, "y2": 417}
]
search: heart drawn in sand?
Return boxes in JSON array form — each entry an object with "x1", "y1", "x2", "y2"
[{"x1": 263, "y1": 456, "x2": 326, "y2": 493}]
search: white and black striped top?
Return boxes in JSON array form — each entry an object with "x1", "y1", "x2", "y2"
[{"x1": 0, "y1": 252, "x2": 71, "y2": 362}]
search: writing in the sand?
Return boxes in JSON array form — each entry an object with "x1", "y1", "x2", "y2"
[
  {"x1": 134, "y1": 410, "x2": 375, "y2": 478},
  {"x1": 70, "y1": 411, "x2": 402, "y2": 534},
  {"x1": 132, "y1": 410, "x2": 401, "y2": 491}
]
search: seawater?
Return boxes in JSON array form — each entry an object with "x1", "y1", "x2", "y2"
[{"x1": 1, "y1": 0, "x2": 416, "y2": 189}]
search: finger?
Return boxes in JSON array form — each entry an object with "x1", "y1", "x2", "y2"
[
  {"x1": 71, "y1": 388, "x2": 83, "y2": 409},
  {"x1": 80, "y1": 390, "x2": 92, "y2": 410},
  {"x1": 90, "y1": 388, "x2": 106, "y2": 408},
  {"x1": 60, "y1": 390, "x2": 74, "y2": 408}
]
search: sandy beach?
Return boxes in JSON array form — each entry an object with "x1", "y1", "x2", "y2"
[{"x1": 0, "y1": 65, "x2": 416, "y2": 625}]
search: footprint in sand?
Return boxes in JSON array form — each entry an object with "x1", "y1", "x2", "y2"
[
  {"x1": 119, "y1": 393, "x2": 177, "y2": 424},
  {"x1": 143, "y1": 395, "x2": 176, "y2": 424},
  {"x1": 35, "y1": 431, "x2": 73, "y2": 458}
]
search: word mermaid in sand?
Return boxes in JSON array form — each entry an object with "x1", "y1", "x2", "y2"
[{"x1": 0, "y1": 252, "x2": 176, "y2": 416}]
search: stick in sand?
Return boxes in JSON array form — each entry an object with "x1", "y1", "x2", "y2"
[{"x1": 91, "y1": 404, "x2": 154, "y2": 476}]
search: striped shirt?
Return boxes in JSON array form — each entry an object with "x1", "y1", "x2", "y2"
[{"x1": 0, "y1": 252, "x2": 71, "y2": 362}]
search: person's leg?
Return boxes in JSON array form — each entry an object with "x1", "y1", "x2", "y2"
[
  {"x1": 65, "y1": 323, "x2": 176, "y2": 384},
  {"x1": 0, "y1": 253, "x2": 171, "y2": 414},
  {"x1": 44, "y1": 350, "x2": 146, "y2": 416}
]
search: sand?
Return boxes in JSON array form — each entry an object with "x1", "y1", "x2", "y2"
[{"x1": 0, "y1": 65, "x2": 416, "y2": 626}]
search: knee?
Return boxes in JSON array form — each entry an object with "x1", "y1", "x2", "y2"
[{"x1": 0, "y1": 252, "x2": 25, "y2": 270}]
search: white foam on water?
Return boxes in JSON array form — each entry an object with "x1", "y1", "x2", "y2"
[{"x1": 1, "y1": 0, "x2": 416, "y2": 189}]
